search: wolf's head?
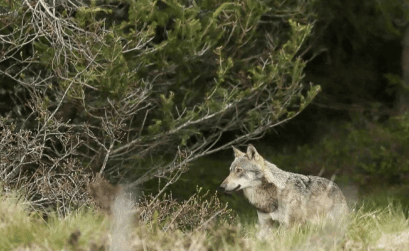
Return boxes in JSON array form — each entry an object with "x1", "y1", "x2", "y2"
[{"x1": 219, "y1": 144, "x2": 266, "y2": 193}]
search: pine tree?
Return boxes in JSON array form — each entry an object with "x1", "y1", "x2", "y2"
[{"x1": 0, "y1": 0, "x2": 318, "y2": 211}]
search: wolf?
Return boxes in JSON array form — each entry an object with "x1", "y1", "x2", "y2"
[{"x1": 220, "y1": 144, "x2": 348, "y2": 229}]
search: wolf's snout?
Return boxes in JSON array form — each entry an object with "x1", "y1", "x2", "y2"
[
  {"x1": 219, "y1": 182, "x2": 241, "y2": 193},
  {"x1": 219, "y1": 182, "x2": 227, "y2": 191}
]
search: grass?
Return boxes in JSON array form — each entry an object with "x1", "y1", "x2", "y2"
[
  {"x1": 1, "y1": 188, "x2": 408, "y2": 251},
  {"x1": 0, "y1": 192, "x2": 108, "y2": 250}
]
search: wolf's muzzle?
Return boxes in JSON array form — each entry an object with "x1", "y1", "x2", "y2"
[
  {"x1": 220, "y1": 184, "x2": 241, "y2": 194},
  {"x1": 231, "y1": 184, "x2": 241, "y2": 192}
]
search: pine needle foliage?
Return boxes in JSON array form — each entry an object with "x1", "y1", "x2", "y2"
[{"x1": 1, "y1": 0, "x2": 318, "y2": 210}]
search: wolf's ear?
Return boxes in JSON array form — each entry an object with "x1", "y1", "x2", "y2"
[
  {"x1": 232, "y1": 146, "x2": 245, "y2": 158},
  {"x1": 247, "y1": 144, "x2": 262, "y2": 161}
]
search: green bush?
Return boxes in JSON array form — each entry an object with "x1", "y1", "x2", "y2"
[{"x1": 268, "y1": 113, "x2": 409, "y2": 186}]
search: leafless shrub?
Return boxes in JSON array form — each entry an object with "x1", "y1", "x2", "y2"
[
  {"x1": 88, "y1": 175, "x2": 235, "y2": 233},
  {"x1": 138, "y1": 188, "x2": 235, "y2": 233},
  {"x1": 0, "y1": 94, "x2": 93, "y2": 216},
  {"x1": 23, "y1": 158, "x2": 94, "y2": 215}
]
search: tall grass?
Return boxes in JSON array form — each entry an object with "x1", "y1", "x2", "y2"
[{"x1": 1, "y1": 188, "x2": 408, "y2": 251}]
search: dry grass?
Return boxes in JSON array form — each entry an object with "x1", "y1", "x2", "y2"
[{"x1": 1, "y1": 183, "x2": 408, "y2": 251}]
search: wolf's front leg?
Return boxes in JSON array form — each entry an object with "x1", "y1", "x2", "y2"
[{"x1": 256, "y1": 210, "x2": 273, "y2": 239}]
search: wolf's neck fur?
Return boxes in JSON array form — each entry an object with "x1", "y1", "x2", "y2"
[
  {"x1": 243, "y1": 186, "x2": 260, "y2": 207},
  {"x1": 263, "y1": 160, "x2": 290, "y2": 190},
  {"x1": 243, "y1": 177, "x2": 279, "y2": 213}
]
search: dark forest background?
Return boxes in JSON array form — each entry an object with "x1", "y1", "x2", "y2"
[{"x1": 1, "y1": 0, "x2": 409, "y2": 219}]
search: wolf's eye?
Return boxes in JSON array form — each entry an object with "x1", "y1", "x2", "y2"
[{"x1": 236, "y1": 168, "x2": 242, "y2": 173}]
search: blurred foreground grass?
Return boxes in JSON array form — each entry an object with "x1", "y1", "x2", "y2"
[{"x1": 1, "y1": 187, "x2": 408, "y2": 251}]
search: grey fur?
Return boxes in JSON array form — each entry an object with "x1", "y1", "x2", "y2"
[{"x1": 220, "y1": 144, "x2": 348, "y2": 228}]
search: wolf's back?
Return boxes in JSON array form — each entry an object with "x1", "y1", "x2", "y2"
[{"x1": 283, "y1": 172, "x2": 348, "y2": 222}]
